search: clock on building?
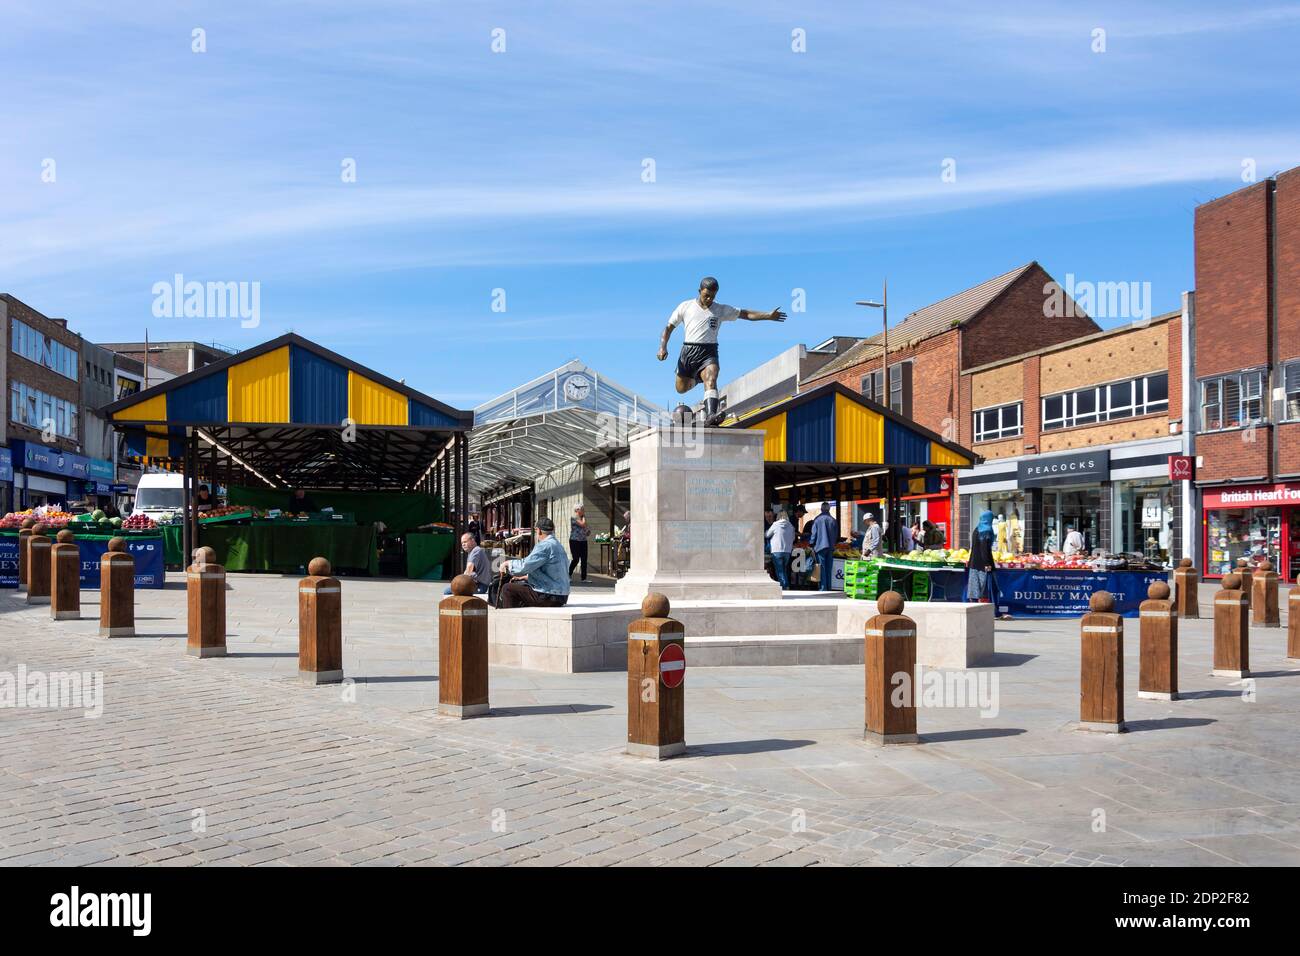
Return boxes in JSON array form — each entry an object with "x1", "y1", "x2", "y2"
[{"x1": 563, "y1": 374, "x2": 592, "y2": 403}]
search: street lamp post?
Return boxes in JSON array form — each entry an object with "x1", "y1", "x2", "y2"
[{"x1": 856, "y1": 282, "x2": 891, "y2": 549}]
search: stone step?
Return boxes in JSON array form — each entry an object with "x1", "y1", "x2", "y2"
[{"x1": 677, "y1": 634, "x2": 861, "y2": 667}]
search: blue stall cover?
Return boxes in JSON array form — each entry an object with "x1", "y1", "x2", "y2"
[{"x1": 0, "y1": 536, "x2": 165, "y2": 590}]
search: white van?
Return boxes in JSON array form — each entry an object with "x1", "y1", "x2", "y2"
[{"x1": 129, "y1": 473, "x2": 186, "y2": 521}]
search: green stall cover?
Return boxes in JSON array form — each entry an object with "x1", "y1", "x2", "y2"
[
  {"x1": 406, "y1": 531, "x2": 454, "y2": 580},
  {"x1": 227, "y1": 487, "x2": 442, "y2": 534},
  {"x1": 199, "y1": 524, "x2": 379, "y2": 575}
]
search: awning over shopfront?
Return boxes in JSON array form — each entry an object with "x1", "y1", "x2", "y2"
[{"x1": 469, "y1": 360, "x2": 664, "y2": 493}]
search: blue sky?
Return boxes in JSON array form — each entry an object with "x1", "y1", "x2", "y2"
[{"x1": 5, "y1": 1, "x2": 1300, "y2": 411}]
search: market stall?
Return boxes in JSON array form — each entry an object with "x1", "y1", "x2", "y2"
[
  {"x1": 0, "y1": 508, "x2": 165, "y2": 588},
  {"x1": 843, "y1": 549, "x2": 1168, "y2": 617},
  {"x1": 100, "y1": 333, "x2": 473, "y2": 577}
]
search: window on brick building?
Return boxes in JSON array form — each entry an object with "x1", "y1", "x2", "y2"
[
  {"x1": 1284, "y1": 362, "x2": 1300, "y2": 420},
  {"x1": 973, "y1": 402, "x2": 1022, "y2": 443},
  {"x1": 1199, "y1": 369, "x2": 1265, "y2": 432},
  {"x1": 859, "y1": 361, "x2": 912, "y2": 416},
  {"x1": 1042, "y1": 372, "x2": 1168, "y2": 432}
]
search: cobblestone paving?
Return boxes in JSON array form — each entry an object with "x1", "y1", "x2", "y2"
[{"x1": 0, "y1": 594, "x2": 1123, "y2": 867}]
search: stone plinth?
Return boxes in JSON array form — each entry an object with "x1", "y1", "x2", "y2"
[{"x1": 614, "y1": 426, "x2": 781, "y2": 602}]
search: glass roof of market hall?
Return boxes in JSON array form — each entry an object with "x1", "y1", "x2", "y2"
[
  {"x1": 99, "y1": 332, "x2": 473, "y2": 491},
  {"x1": 470, "y1": 359, "x2": 665, "y2": 492}
]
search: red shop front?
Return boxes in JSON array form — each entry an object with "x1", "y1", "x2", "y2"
[{"x1": 1202, "y1": 481, "x2": 1300, "y2": 581}]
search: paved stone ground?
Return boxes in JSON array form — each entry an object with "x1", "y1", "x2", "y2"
[{"x1": 2, "y1": 574, "x2": 1299, "y2": 866}]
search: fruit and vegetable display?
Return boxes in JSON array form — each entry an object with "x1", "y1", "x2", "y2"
[
  {"x1": 0, "y1": 507, "x2": 75, "y2": 529},
  {"x1": 122, "y1": 513, "x2": 158, "y2": 531},
  {"x1": 198, "y1": 506, "x2": 253, "y2": 522}
]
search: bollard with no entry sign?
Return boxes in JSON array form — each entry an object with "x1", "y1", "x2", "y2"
[
  {"x1": 438, "y1": 574, "x2": 489, "y2": 717},
  {"x1": 1237, "y1": 559, "x2": 1254, "y2": 612},
  {"x1": 50, "y1": 530, "x2": 80, "y2": 621},
  {"x1": 17, "y1": 518, "x2": 34, "y2": 594},
  {"x1": 187, "y1": 546, "x2": 227, "y2": 658},
  {"x1": 1080, "y1": 590, "x2": 1125, "y2": 733},
  {"x1": 626, "y1": 593, "x2": 685, "y2": 759},
  {"x1": 864, "y1": 590, "x2": 918, "y2": 744},
  {"x1": 1138, "y1": 581, "x2": 1177, "y2": 701},
  {"x1": 299, "y1": 556, "x2": 344, "y2": 684},
  {"x1": 1252, "y1": 561, "x2": 1280, "y2": 628},
  {"x1": 26, "y1": 524, "x2": 51, "y2": 605},
  {"x1": 99, "y1": 537, "x2": 136, "y2": 637},
  {"x1": 1212, "y1": 573, "x2": 1249, "y2": 679},
  {"x1": 1172, "y1": 558, "x2": 1199, "y2": 619}
]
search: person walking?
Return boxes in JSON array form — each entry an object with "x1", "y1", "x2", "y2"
[
  {"x1": 966, "y1": 510, "x2": 997, "y2": 603},
  {"x1": 897, "y1": 517, "x2": 914, "y2": 553},
  {"x1": 501, "y1": 518, "x2": 571, "y2": 608},
  {"x1": 808, "y1": 502, "x2": 839, "y2": 592},
  {"x1": 568, "y1": 505, "x2": 590, "y2": 581},
  {"x1": 765, "y1": 508, "x2": 795, "y2": 590}
]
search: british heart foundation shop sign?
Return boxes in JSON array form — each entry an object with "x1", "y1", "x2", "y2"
[{"x1": 1201, "y1": 483, "x2": 1300, "y2": 508}]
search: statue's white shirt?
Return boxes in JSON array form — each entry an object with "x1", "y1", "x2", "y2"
[{"x1": 667, "y1": 298, "x2": 740, "y2": 344}]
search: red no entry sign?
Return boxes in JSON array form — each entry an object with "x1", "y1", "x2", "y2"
[{"x1": 658, "y1": 642, "x2": 685, "y2": 689}]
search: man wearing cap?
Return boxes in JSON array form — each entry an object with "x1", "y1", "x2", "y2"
[
  {"x1": 657, "y1": 276, "x2": 787, "y2": 425},
  {"x1": 500, "y1": 517, "x2": 571, "y2": 608}
]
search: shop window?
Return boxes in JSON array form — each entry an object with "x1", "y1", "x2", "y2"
[
  {"x1": 973, "y1": 402, "x2": 1022, "y2": 442},
  {"x1": 1199, "y1": 369, "x2": 1265, "y2": 432}
]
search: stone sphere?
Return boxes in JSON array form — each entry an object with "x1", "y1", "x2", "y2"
[
  {"x1": 1236, "y1": 558, "x2": 1248, "y2": 567},
  {"x1": 877, "y1": 590, "x2": 905, "y2": 615},
  {"x1": 1089, "y1": 590, "x2": 1115, "y2": 613},
  {"x1": 1259, "y1": 560, "x2": 1274, "y2": 572},
  {"x1": 450, "y1": 573, "x2": 476, "y2": 596},
  {"x1": 20, "y1": 517, "x2": 34, "y2": 529},
  {"x1": 56, "y1": 529, "x2": 75, "y2": 544},
  {"x1": 1222, "y1": 573, "x2": 1242, "y2": 590},
  {"x1": 642, "y1": 592, "x2": 671, "y2": 619},
  {"x1": 308, "y1": 556, "x2": 332, "y2": 577},
  {"x1": 192, "y1": 546, "x2": 217, "y2": 567},
  {"x1": 31, "y1": 522, "x2": 47, "y2": 536},
  {"x1": 1179, "y1": 557, "x2": 1193, "y2": 568},
  {"x1": 107, "y1": 537, "x2": 127, "y2": 553},
  {"x1": 1148, "y1": 581, "x2": 1171, "y2": 601}
]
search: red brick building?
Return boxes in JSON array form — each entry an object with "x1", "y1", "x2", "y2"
[
  {"x1": 802, "y1": 262, "x2": 1099, "y2": 541},
  {"x1": 1193, "y1": 166, "x2": 1300, "y2": 579}
]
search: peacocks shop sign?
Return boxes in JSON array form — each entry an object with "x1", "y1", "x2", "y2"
[{"x1": 1017, "y1": 450, "x2": 1110, "y2": 488}]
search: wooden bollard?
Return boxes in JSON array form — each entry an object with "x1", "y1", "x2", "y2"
[
  {"x1": 1237, "y1": 559, "x2": 1254, "y2": 611},
  {"x1": 1139, "y1": 581, "x2": 1178, "y2": 701},
  {"x1": 1252, "y1": 560, "x2": 1280, "y2": 627},
  {"x1": 26, "y1": 523, "x2": 51, "y2": 605},
  {"x1": 1080, "y1": 590, "x2": 1125, "y2": 733},
  {"x1": 1172, "y1": 557, "x2": 1199, "y2": 618},
  {"x1": 1288, "y1": 584, "x2": 1300, "y2": 661},
  {"x1": 99, "y1": 537, "x2": 136, "y2": 637},
  {"x1": 17, "y1": 518, "x2": 34, "y2": 594},
  {"x1": 186, "y1": 546, "x2": 226, "y2": 658},
  {"x1": 627, "y1": 593, "x2": 685, "y2": 759},
  {"x1": 865, "y1": 590, "x2": 918, "y2": 744},
  {"x1": 437, "y1": 574, "x2": 488, "y2": 717},
  {"x1": 1212, "y1": 572, "x2": 1249, "y2": 679},
  {"x1": 50, "y1": 529, "x2": 80, "y2": 621},
  {"x1": 299, "y1": 556, "x2": 344, "y2": 684}
]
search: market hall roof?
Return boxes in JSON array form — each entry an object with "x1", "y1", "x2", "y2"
[
  {"x1": 469, "y1": 359, "x2": 664, "y2": 492},
  {"x1": 99, "y1": 332, "x2": 473, "y2": 490},
  {"x1": 723, "y1": 381, "x2": 978, "y2": 472}
]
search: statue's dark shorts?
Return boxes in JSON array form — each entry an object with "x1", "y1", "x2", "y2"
[{"x1": 675, "y1": 342, "x2": 720, "y2": 381}]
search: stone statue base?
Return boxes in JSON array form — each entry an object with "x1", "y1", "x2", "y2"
[{"x1": 614, "y1": 426, "x2": 782, "y2": 603}]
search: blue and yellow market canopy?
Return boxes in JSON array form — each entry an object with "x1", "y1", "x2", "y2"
[
  {"x1": 723, "y1": 381, "x2": 977, "y2": 497},
  {"x1": 100, "y1": 333, "x2": 473, "y2": 490}
]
